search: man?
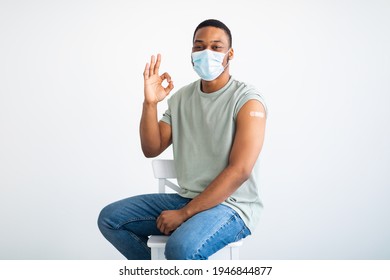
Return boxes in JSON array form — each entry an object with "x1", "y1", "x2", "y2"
[{"x1": 98, "y1": 19, "x2": 267, "y2": 260}]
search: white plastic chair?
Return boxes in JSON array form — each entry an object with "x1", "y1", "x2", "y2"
[{"x1": 147, "y1": 159, "x2": 243, "y2": 260}]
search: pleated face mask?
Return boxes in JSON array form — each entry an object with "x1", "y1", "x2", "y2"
[{"x1": 191, "y1": 49, "x2": 230, "y2": 81}]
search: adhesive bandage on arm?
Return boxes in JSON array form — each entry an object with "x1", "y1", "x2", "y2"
[{"x1": 249, "y1": 111, "x2": 265, "y2": 118}]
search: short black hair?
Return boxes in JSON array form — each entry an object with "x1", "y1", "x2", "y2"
[{"x1": 193, "y1": 19, "x2": 232, "y2": 48}]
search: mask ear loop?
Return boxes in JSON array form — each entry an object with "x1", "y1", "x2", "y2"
[{"x1": 224, "y1": 49, "x2": 232, "y2": 70}]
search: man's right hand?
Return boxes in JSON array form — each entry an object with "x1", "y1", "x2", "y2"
[{"x1": 143, "y1": 54, "x2": 174, "y2": 104}]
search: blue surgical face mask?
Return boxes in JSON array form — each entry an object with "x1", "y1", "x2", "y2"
[{"x1": 191, "y1": 49, "x2": 230, "y2": 81}]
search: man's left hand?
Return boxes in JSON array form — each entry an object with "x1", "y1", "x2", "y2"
[{"x1": 156, "y1": 209, "x2": 188, "y2": 235}]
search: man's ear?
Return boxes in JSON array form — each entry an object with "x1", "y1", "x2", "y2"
[{"x1": 228, "y1": 48, "x2": 234, "y2": 60}]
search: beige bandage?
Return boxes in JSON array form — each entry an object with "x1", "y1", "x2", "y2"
[{"x1": 249, "y1": 111, "x2": 265, "y2": 118}]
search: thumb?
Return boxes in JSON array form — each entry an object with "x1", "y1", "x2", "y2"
[{"x1": 164, "y1": 81, "x2": 174, "y2": 95}]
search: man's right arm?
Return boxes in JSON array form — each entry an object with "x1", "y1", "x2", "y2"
[
  {"x1": 139, "y1": 54, "x2": 174, "y2": 158},
  {"x1": 140, "y1": 102, "x2": 172, "y2": 157}
]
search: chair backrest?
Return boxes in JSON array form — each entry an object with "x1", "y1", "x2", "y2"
[{"x1": 152, "y1": 159, "x2": 181, "y2": 193}]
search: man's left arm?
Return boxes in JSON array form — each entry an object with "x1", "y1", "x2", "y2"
[{"x1": 157, "y1": 99, "x2": 266, "y2": 235}]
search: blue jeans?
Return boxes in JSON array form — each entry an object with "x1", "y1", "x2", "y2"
[{"x1": 97, "y1": 193, "x2": 251, "y2": 260}]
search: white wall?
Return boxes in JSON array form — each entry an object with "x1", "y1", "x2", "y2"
[{"x1": 0, "y1": 0, "x2": 389, "y2": 259}]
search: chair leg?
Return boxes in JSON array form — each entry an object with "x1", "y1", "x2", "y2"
[
  {"x1": 150, "y1": 248, "x2": 159, "y2": 260},
  {"x1": 230, "y1": 247, "x2": 240, "y2": 260}
]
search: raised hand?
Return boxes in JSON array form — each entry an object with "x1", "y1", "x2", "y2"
[{"x1": 143, "y1": 54, "x2": 174, "y2": 104}]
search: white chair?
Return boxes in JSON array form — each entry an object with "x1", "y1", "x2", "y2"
[{"x1": 147, "y1": 159, "x2": 243, "y2": 260}]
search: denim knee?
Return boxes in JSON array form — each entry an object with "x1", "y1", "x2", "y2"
[{"x1": 97, "y1": 203, "x2": 116, "y2": 234}]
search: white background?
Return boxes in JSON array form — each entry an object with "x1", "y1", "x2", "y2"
[{"x1": 0, "y1": 0, "x2": 389, "y2": 259}]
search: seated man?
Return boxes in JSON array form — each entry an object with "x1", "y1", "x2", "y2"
[{"x1": 98, "y1": 19, "x2": 267, "y2": 260}]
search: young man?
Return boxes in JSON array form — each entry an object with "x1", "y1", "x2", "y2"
[{"x1": 98, "y1": 19, "x2": 267, "y2": 260}]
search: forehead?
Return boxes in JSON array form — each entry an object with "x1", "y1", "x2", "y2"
[{"x1": 193, "y1": 26, "x2": 229, "y2": 44}]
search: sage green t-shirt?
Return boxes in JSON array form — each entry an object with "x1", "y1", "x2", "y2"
[{"x1": 160, "y1": 77, "x2": 267, "y2": 232}]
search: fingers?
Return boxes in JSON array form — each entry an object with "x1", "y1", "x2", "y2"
[
  {"x1": 160, "y1": 72, "x2": 172, "y2": 83},
  {"x1": 149, "y1": 55, "x2": 155, "y2": 76},
  {"x1": 155, "y1": 53, "x2": 161, "y2": 74},
  {"x1": 160, "y1": 72, "x2": 174, "y2": 95},
  {"x1": 148, "y1": 53, "x2": 162, "y2": 76},
  {"x1": 165, "y1": 81, "x2": 174, "y2": 95},
  {"x1": 144, "y1": 54, "x2": 162, "y2": 79},
  {"x1": 156, "y1": 212, "x2": 175, "y2": 235},
  {"x1": 143, "y1": 63, "x2": 150, "y2": 79},
  {"x1": 156, "y1": 214, "x2": 168, "y2": 235}
]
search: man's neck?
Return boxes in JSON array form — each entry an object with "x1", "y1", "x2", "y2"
[{"x1": 200, "y1": 72, "x2": 231, "y2": 93}]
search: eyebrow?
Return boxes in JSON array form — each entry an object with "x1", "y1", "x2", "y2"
[{"x1": 193, "y1": 39, "x2": 224, "y2": 44}]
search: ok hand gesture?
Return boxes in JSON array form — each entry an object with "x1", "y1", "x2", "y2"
[{"x1": 143, "y1": 54, "x2": 174, "y2": 104}]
